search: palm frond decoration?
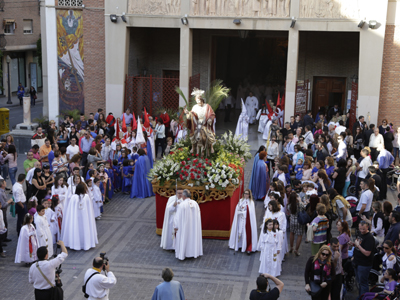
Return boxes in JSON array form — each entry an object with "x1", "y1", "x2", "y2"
[
  {"x1": 204, "y1": 80, "x2": 230, "y2": 112},
  {"x1": 175, "y1": 86, "x2": 196, "y2": 111}
]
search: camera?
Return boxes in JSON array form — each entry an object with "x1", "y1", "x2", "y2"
[{"x1": 100, "y1": 252, "x2": 109, "y2": 271}]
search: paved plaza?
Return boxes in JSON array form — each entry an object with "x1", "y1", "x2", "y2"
[{"x1": 0, "y1": 116, "x2": 396, "y2": 299}]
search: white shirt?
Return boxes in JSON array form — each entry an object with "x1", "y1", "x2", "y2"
[
  {"x1": 84, "y1": 269, "x2": 117, "y2": 299},
  {"x1": 356, "y1": 189, "x2": 373, "y2": 212},
  {"x1": 304, "y1": 131, "x2": 314, "y2": 145},
  {"x1": 369, "y1": 133, "x2": 384, "y2": 148},
  {"x1": 225, "y1": 95, "x2": 234, "y2": 106},
  {"x1": 26, "y1": 167, "x2": 35, "y2": 184},
  {"x1": 13, "y1": 182, "x2": 26, "y2": 203},
  {"x1": 29, "y1": 252, "x2": 68, "y2": 290},
  {"x1": 267, "y1": 142, "x2": 279, "y2": 160},
  {"x1": 66, "y1": 145, "x2": 80, "y2": 158},
  {"x1": 358, "y1": 156, "x2": 372, "y2": 179}
]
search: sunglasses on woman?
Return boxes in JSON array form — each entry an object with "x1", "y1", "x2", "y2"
[{"x1": 321, "y1": 252, "x2": 329, "y2": 257}]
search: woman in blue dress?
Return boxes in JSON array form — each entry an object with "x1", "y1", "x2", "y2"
[
  {"x1": 131, "y1": 149, "x2": 154, "y2": 199},
  {"x1": 249, "y1": 151, "x2": 269, "y2": 200},
  {"x1": 249, "y1": 146, "x2": 266, "y2": 191}
]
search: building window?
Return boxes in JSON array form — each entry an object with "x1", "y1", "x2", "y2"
[
  {"x1": 58, "y1": 0, "x2": 83, "y2": 6},
  {"x1": 23, "y1": 19, "x2": 32, "y2": 34},
  {"x1": 3, "y1": 19, "x2": 15, "y2": 35}
]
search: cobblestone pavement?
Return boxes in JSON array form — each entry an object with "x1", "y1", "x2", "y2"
[{"x1": 1, "y1": 119, "x2": 396, "y2": 299}]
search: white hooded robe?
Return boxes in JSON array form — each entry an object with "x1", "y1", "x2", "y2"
[
  {"x1": 228, "y1": 198, "x2": 258, "y2": 252},
  {"x1": 173, "y1": 199, "x2": 203, "y2": 260},
  {"x1": 160, "y1": 195, "x2": 182, "y2": 250},
  {"x1": 235, "y1": 99, "x2": 249, "y2": 140}
]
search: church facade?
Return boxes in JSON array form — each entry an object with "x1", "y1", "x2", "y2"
[{"x1": 41, "y1": 0, "x2": 400, "y2": 126}]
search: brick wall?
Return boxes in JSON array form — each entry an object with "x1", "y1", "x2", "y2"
[
  {"x1": 83, "y1": 0, "x2": 105, "y2": 115},
  {"x1": 3, "y1": 0, "x2": 41, "y2": 47},
  {"x1": 297, "y1": 31, "x2": 359, "y2": 100},
  {"x1": 378, "y1": 25, "x2": 400, "y2": 127}
]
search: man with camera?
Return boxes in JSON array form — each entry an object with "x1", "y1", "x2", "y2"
[
  {"x1": 249, "y1": 273, "x2": 284, "y2": 300},
  {"x1": 29, "y1": 240, "x2": 68, "y2": 299},
  {"x1": 83, "y1": 254, "x2": 117, "y2": 300}
]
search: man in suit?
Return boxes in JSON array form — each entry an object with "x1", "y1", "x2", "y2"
[
  {"x1": 352, "y1": 115, "x2": 365, "y2": 136},
  {"x1": 328, "y1": 104, "x2": 342, "y2": 121},
  {"x1": 363, "y1": 124, "x2": 375, "y2": 149}
]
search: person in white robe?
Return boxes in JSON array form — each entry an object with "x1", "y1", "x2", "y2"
[
  {"x1": 245, "y1": 92, "x2": 259, "y2": 124},
  {"x1": 263, "y1": 200, "x2": 288, "y2": 263},
  {"x1": 235, "y1": 99, "x2": 249, "y2": 140},
  {"x1": 51, "y1": 176, "x2": 68, "y2": 210},
  {"x1": 160, "y1": 189, "x2": 183, "y2": 250},
  {"x1": 15, "y1": 213, "x2": 39, "y2": 264},
  {"x1": 34, "y1": 204, "x2": 53, "y2": 258},
  {"x1": 258, "y1": 219, "x2": 280, "y2": 276},
  {"x1": 61, "y1": 183, "x2": 98, "y2": 251},
  {"x1": 92, "y1": 179, "x2": 103, "y2": 219},
  {"x1": 262, "y1": 118, "x2": 273, "y2": 140},
  {"x1": 173, "y1": 189, "x2": 203, "y2": 260},
  {"x1": 64, "y1": 175, "x2": 83, "y2": 217},
  {"x1": 229, "y1": 189, "x2": 258, "y2": 253},
  {"x1": 257, "y1": 106, "x2": 269, "y2": 133}
]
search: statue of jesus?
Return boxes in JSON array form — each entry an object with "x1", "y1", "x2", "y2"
[{"x1": 184, "y1": 89, "x2": 216, "y2": 155}]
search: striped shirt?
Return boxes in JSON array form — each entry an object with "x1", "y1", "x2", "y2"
[{"x1": 312, "y1": 216, "x2": 329, "y2": 244}]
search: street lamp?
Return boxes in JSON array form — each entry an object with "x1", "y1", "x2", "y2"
[{"x1": 6, "y1": 55, "x2": 11, "y2": 104}]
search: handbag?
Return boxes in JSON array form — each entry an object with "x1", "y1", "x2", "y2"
[
  {"x1": 36, "y1": 262, "x2": 64, "y2": 300},
  {"x1": 309, "y1": 281, "x2": 322, "y2": 297},
  {"x1": 297, "y1": 210, "x2": 311, "y2": 225},
  {"x1": 9, "y1": 197, "x2": 15, "y2": 218}
]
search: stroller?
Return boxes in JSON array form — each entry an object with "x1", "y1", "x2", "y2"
[{"x1": 386, "y1": 166, "x2": 400, "y2": 192}]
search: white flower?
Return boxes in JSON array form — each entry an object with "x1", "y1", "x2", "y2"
[
  {"x1": 210, "y1": 183, "x2": 215, "y2": 188},
  {"x1": 205, "y1": 185, "x2": 209, "y2": 190}
]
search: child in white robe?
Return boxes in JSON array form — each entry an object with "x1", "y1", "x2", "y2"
[
  {"x1": 92, "y1": 178, "x2": 103, "y2": 219},
  {"x1": 34, "y1": 204, "x2": 53, "y2": 258},
  {"x1": 258, "y1": 219, "x2": 279, "y2": 276},
  {"x1": 273, "y1": 219, "x2": 283, "y2": 276},
  {"x1": 15, "y1": 213, "x2": 38, "y2": 264}
]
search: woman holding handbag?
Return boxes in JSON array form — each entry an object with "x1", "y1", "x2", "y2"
[
  {"x1": 29, "y1": 86, "x2": 37, "y2": 106},
  {"x1": 304, "y1": 245, "x2": 333, "y2": 300}
]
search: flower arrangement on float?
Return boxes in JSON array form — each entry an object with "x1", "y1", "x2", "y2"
[{"x1": 149, "y1": 131, "x2": 251, "y2": 202}]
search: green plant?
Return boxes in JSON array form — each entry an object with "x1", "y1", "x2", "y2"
[
  {"x1": 33, "y1": 115, "x2": 49, "y2": 129},
  {"x1": 57, "y1": 109, "x2": 81, "y2": 122},
  {"x1": 175, "y1": 80, "x2": 230, "y2": 112}
]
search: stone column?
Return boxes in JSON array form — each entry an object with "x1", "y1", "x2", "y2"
[
  {"x1": 179, "y1": 0, "x2": 193, "y2": 107},
  {"x1": 284, "y1": 28, "x2": 299, "y2": 122},
  {"x1": 179, "y1": 26, "x2": 193, "y2": 107},
  {"x1": 105, "y1": 0, "x2": 129, "y2": 117},
  {"x1": 358, "y1": 3, "x2": 388, "y2": 125},
  {"x1": 40, "y1": 0, "x2": 59, "y2": 122},
  {"x1": 23, "y1": 96, "x2": 31, "y2": 125}
]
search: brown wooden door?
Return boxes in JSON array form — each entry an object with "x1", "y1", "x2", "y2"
[
  {"x1": 313, "y1": 78, "x2": 330, "y2": 117},
  {"x1": 312, "y1": 77, "x2": 346, "y2": 117}
]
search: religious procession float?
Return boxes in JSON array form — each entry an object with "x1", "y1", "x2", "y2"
[{"x1": 149, "y1": 81, "x2": 252, "y2": 239}]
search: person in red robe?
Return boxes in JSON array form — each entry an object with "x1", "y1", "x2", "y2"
[{"x1": 160, "y1": 111, "x2": 170, "y2": 137}]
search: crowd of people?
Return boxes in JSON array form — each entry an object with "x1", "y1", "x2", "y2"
[
  {"x1": 244, "y1": 102, "x2": 400, "y2": 299},
  {"x1": 0, "y1": 107, "x2": 179, "y2": 263}
]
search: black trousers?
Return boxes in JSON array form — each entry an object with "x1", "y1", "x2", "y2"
[
  {"x1": 16, "y1": 202, "x2": 27, "y2": 235},
  {"x1": 1, "y1": 208, "x2": 7, "y2": 239},
  {"x1": 81, "y1": 152, "x2": 89, "y2": 167},
  {"x1": 330, "y1": 274, "x2": 343, "y2": 300},
  {"x1": 380, "y1": 167, "x2": 389, "y2": 200},
  {"x1": 155, "y1": 138, "x2": 166, "y2": 158},
  {"x1": 224, "y1": 104, "x2": 231, "y2": 122},
  {"x1": 0, "y1": 232, "x2": 5, "y2": 253},
  {"x1": 311, "y1": 284, "x2": 331, "y2": 300},
  {"x1": 370, "y1": 147, "x2": 379, "y2": 162},
  {"x1": 34, "y1": 288, "x2": 53, "y2": 300}
]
